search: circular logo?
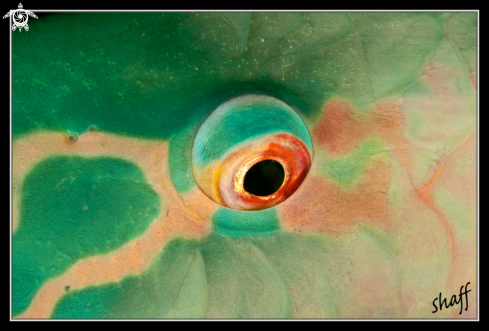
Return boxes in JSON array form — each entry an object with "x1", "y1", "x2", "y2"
[{"x1": 13, "y1": 9, "x2": 28, "y2": 27}]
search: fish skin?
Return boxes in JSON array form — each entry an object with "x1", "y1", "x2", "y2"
[{"x1": 12, "y1": 12, "x2": 477, "y2": 319}]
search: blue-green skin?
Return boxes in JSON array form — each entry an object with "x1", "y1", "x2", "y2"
[
  {"x1": 51, "y1": 231, "x2": 352, "y2": 318},
  {"x1": 13, "y1": 157, "x2": 160, "y2": 316},
  {"x1": 11, "y1": 12, "x2": 463, "y2": 318},
  {"x1": 192, "y1": 94, "x2": 313, "y2": 166}
]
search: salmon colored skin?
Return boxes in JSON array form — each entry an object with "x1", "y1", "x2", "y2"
[
  {"x1": 13, "y1": 131, "x2": 217, "y2": 318},
  {"x1": 12, "y1": 12, "x2": 476, "y2": 319}
]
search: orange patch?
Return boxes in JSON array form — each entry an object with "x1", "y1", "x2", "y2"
[
  {"x1": 17, "y1": 193, "x2": 212, "y2": 319},
  {"x1": 312, "y1": 100, "x2": 362, "y2": 156},
  {"x1": 13, "y1": 131, "x2": 218, "y2": 318},
  {"x1": 471, "y1": 72, "x2": 477, "y2": 90},
  {"x1": 312, "y1": 99, "x2": 407, "y2": 166},
  {"x1": 279, "y1": 160, "x2": 390, "y2": 234},
  {"x1": 432, "y1": 132, "x2": 477, "y2": 294}
]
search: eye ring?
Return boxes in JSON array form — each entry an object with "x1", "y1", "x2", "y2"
[
  {"x1": 192, "y1": 94, "x2": 313, "y2": 211},
  {"x1": 216, "y1": 133, "x2": 311, "y2": 210}
]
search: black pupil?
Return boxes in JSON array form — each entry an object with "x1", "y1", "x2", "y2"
[{"x1": 243, "y1": 160, "x2": 285, "y2": 196}]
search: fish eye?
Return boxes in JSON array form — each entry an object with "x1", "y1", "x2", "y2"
[
  {"x1": 191, "y1": 94, "x2": 313, "y2": 211},
  {"x1": 243, "y1": 159, "x2": 285, "y2": 197}
]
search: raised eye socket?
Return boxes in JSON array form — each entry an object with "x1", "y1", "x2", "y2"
[{"x1": 191, "y1": 94, "x2": 313, "y2": 211}]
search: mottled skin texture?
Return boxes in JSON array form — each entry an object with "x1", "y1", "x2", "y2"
[{"x1": 12, "y1": 12, "x2": 477, "y2": 319}]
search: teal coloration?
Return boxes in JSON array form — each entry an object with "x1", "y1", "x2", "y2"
[
  {"x1": 211, "y1": 207, "x2": 281, "y2": 238},
  {"x1": 446, "y1": 13, "x2": 477, "y2": 72},
  {"x1": 13, "y1": 13, "x2": 444, "y2": 140},
  {"x1": 51, "y1": 283, "x2": 125, "y2": 319},
  {"x1": 169, "y1": 127, "x2": 198, "y2": 193},
  {"x1": 52, "y1": 232, "x2": 353, "y2": 318},
  {"x1": 13, "y1": 156, "x2": 160, "y2": 317},
  {"x1": 193, "y1": 95, "x2": 313, "y2": 166},
  {"x1": 319, "y1": 138, "x2": 388, "y2": 189},
  {"x1": 12, "y1": 13, "x2": 322, "y2": 140},
  {"x1": 12, "y1": 12, "x2": 464, "y2": 318},
  {"x1": 53, "y1": 238, "x2": 208, "y2": 319}
]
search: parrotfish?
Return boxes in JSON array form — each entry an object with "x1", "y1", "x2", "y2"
[{"x1": 12, "y1": 12, "x2": 477, "y2": 319}]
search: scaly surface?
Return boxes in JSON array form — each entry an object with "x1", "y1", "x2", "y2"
[{"x1": 12, "y1": 12, "x2": 477, "y2": 319}]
